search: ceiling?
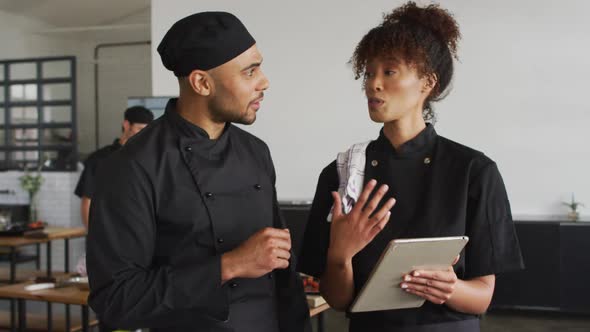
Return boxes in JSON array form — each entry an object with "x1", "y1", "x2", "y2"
[{"x1": 0, "y1": 0, "x2": 150, "y2": 42}]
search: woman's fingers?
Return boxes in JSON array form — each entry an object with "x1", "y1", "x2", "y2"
[
  {"x1": 352, "y1": 179, "x2": 377, "y2": 215},
  {"x1": 331, "y1": 191, "x2": 343, "y2": 219},
  {"x1": 411, "y1": 269, "x2": 458, "y2": 283},
  {"x1": 360, "y1": 184, "x2": 389, "y2": 220},
  {"x1": 404, "y1": 286, "x2": 450, "y2": 305},
  {"x1": 368, "y1": 211, "x2": 391, "y2": 239},
  {"x1": 401, "y1": 275, "x2": 455, "y2": 294},
  {"x1": 368, "y1": 198, "x2": 396, "y2": 224},
  {"x1": 400, "y1": 268, "x2": 458, "y2": 305}
]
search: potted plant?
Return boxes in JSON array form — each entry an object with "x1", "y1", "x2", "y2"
[
  {"x1": 19, "y1": 165, "x2": 44, "y2": 224},
  {"x1": 562, "y1": 193, "x2": 584, "y2": 222}
]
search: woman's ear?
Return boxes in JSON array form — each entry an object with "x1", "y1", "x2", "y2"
[{"x1": 422, "y1": 73, "x2": 438, "y2": 94}]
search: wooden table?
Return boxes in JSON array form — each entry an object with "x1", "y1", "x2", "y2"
[
  {"x1": 0, "y1": 281, "x2": 91, "y2": 332},
  {"x1": 0, "y1": 284, "x2": 330, "y2": 332},
  {"x1": 0, "y1": 227, "x2": 87, "y2": 283},
  {"x1": 0, "y1": 268, "x2": 72, "y2": 284},
  {"x1": 0, "y1": 227, "x2": 86, "y2": 332}
]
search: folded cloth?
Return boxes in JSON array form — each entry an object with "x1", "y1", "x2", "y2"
[{"x1": 328, "y1": 141, "x2": 370, "y2": 222}]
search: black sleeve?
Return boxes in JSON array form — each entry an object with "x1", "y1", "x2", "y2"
[
  {"x1": 265, "y1": 145, "x2": 287, "y2": 230},
  {"x1": 297, "y1": 161, "x2": 339, "y2": 278},
  {"x1": 464, "y1": 161, "x2": 525, "y2": 279},
  {"x1": 74, "y1": 158, "x2": 96, "y2": 198},
  {"x1": 86, "y1": 153, "x2": 229, "y2": 329}
]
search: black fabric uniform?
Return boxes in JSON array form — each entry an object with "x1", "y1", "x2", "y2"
[
  {"x1": 298, "y1": 124, "x2": 524, "y2": 332},
  {"x1": 87, "y1": 99, "x2": 311, "y2": 332},
  {"x1": 74, "y1": 139, "x2": 121, "y2": 199}
]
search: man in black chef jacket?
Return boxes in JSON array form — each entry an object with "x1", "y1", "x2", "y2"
[
  {"x1": 86, "y1": 11, "x2": 311, "y2": 332},
  {"x1": 75, "y1": 106, "x2": 153, "y2": 228}
]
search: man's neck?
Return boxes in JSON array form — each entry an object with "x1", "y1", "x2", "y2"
[{"x1": 176, "y1": 97, "x2": 225, "y2": 139}]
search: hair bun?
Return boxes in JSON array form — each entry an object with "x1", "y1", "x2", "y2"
[{"x1": 382, "y1": 1, "x2": 460, "y2": 58}]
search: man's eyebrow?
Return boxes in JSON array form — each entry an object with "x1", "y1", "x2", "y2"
[{"x1": 241, "y1": 59, "x2": 263, "y2": 71}]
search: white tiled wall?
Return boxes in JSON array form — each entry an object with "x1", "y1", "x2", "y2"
[{"x1": 0, "y1": 168, "x2": 86, "y2": 273}]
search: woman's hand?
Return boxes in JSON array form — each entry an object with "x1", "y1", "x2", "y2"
[
  {"x1": 401, "y1": 255, "x2": 460, "y2": 305},
  {"x1": 327, "y1": 179, "x2": 396, "y2": 265}
]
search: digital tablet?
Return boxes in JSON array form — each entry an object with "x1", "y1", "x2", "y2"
[{"x1": 349, "y1": 236, "x2": 469, "y2": 313}]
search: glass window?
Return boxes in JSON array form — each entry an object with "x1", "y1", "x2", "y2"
[
  {"x1": 0, "y1": 57, "x2": 77, "y2": 171},
  {"x1": 10, "y1": 84, "x2": 38, "y2": 101},
  {"x1": 42, "y1": 106, "x2": 71, "y2": 123},
  {"x1": 42, "y1": 128, "x2": 71, "y2": 145},
  {"x1": 9, "y1": 63, "x2": 36, "y2": 80},
  {"x1": 11, "y1": 128, "x2": 38, "y2": 146},
  {"x1": 43, "y1": 83, "x2": 71, "y2": 101},
  {"x1": 11, "y1": 150, "x2": 39, "y2": 169},
  {"x1": 42, "y1": 61, "x2": 71, "y2": 78},
  {"x1": 9, "y1": 107, "x2": 38, "y2": 124}
]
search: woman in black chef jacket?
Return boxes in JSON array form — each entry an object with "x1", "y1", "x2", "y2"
[{"x1": 298, "y1": 2, "x2": 524, "y2": 331}]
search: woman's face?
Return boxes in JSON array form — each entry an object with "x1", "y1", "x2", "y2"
[{"x1": 363, "y1": 57, "x2": 431, "y2": 123}]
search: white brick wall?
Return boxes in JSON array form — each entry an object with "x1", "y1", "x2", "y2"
[{"x1": 0, "y1": 168, "x2": 86, "y2": 273}]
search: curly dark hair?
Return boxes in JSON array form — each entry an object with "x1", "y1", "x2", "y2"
[{"x1": 350, "y1": 1, "x2": 461, "y2": 121}]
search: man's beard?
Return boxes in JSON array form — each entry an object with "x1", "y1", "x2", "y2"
[
  {"x1": 209, "y1": 105, "x2": 255, "y2": 125},
  {"x1": 208, "y1": 95, "x2": 259, "y2": 125}
]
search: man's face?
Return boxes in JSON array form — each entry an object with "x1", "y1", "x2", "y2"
[
  {"x1": 207, "y1": 44, "x2": 269, "y2": 125},
  {"x1": 122, "y1": 121, "x2": 148, "y2": 140},
  {"x1": 128, "y1": 123, "x2": 148, "y2": 136}
]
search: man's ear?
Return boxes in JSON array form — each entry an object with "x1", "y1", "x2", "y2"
[
  {"x1": 187, "y1": 70, "x2": 213, "y2": 96},
  {"x1": 122, "y1": 119, "x2": 130, "y2": 133}
]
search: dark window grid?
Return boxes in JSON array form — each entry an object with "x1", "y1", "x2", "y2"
[
  {"x1": 5, "y1": 123, "x2": 73, "y2": 129},
  {"x1": 0, "y1": 56, "x2": 77, "y2": 171},
  {"x1": 0, "y1": 100, "x2": 72, "y2": 107},
  {"x1": 3, "y1": 77, "x2": 71, "y2": 85},
  {"x1": 0, "y1": 145, "x2": 73, "y2": 151}
]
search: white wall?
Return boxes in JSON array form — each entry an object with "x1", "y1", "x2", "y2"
[
  {"x1": 151, "y1": 0, "x2": 590, "y2": 218},
  {"x1": 97, "y1": 44, "x2": 152, "y2": 148}
]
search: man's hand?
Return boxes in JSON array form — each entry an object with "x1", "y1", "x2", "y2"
[
  {"x1": 221, "y1": 227, "x2": 291, "y2": 283},
  {"x1": 327, "y1": 179, "x2": 396, "y2": 266}
]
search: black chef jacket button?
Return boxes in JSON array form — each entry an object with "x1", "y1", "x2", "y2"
[
  {"x1": 217, "y1": 238, "x2": 224, "y2": 244},
  {"x1": 254, "y1": 184, "x2": 262, "y2": 190},
  {"x1": 205, "y1": 192, "x2": 213, "y2": 199},
  {"x1": 268, "y1": 273, "x2": 273, "y2": 279},
  {"x1": 230, "y1": 282, "x2": 238, "y2": 288},
  {"x1": 184, "y1": 146, "x2": 192, "y2": 152}
]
